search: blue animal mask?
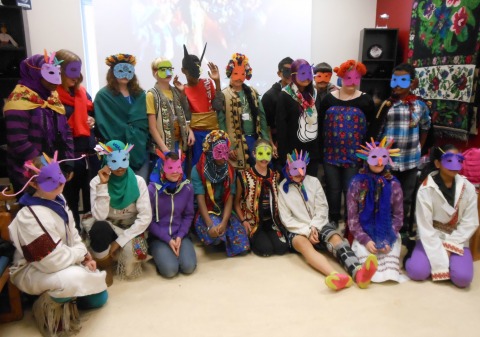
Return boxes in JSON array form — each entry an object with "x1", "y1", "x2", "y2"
[
  {"x1": 113, "y1": 63, "x2": 135, "y2": 80},
  {"x1": 95, "y1": 141, "x2": 134, "y2": 170},
  {"x1": 390, "y1": 74, "x2": 411, "y2": 89}
]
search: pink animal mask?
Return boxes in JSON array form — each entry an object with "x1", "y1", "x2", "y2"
[
  {"x1": 213, "y1": 141, "x2": 230, "y2": 161},
  {"x1": 155, "y1": 149, "x2": 184, "y2": 175},
  {"x1": 341, "y1": 69, "x2": 361, "y2": 86},
  {"x1": 41, "y1": 49, "x2": 63, "y2": 85},
  {"x1": 287, "y1": 150, "x2": 310, "y2": 177}
]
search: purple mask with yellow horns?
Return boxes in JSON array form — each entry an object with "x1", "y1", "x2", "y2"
[{"x1": 287, "y1": 149, "x2": 310, "y2": 177}]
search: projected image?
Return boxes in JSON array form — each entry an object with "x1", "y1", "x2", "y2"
[{"x1": 93, "y1": 0, "x2": 311, "y2": 91}]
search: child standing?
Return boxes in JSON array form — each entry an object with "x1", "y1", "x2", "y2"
[
  {"x1": 3, "y1": 153, "x2": 107, "y2": 336},
  {"x1": 234, "y1": 139, "x2": 289, "y2": 256},
  {"x1": 278, "y1": 150, "x2": 378, "y2": 290},
  {"x1": 405, "y1": 145, "x2": 479, "y2": 288},
  {"x1": 148, "y1": 150, "x2": 196, "y2": 278},
  {"x1": 347, "y1": 138, "x2": 404, "y2": 282}
]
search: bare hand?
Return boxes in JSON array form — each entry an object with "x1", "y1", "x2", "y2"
[
  {"x1": 217, "y1": 221, "x2": 227, "y2": 237},
  {"x1": 207, "y1": 62, "x2": 220, "y2": 81},
  {"x1": 98, "y1": 165, "x2": 111, "y2": 184},
  {"x1": 109, "y1": 241, "x2": 120, "y2": 256},
  {"x1": 173, "y1": 75, "x2": 185, "y2": 93},
  {"x1": 309, "y1": 228, "x2": 320, "y2": 244},
  {"x1": 83, "y1": 260, "x2": 97, "y2": 271},
  {"x1": 82, "y1": 253, "x2": 97, "y2": 271},
  {"x1": 87, "y1": 116, "x2": 95, "y2": 129},
  {"x1": 228, "y1": 149, "x2": 237, "y2": 161},
  {"x1": 66, "y1": 172, "x2": 74, "y2": 182},
  {"x1": 169, "y1": 239, "x2": 180, "y2": 257},
  {"x1": 175, "y1": 237, "x2": 182, "y2": 253},
  {"x1": 379, "y1": 244, "x2": 391, "y2": 254},
  {"x1": 366, "y1": 241, "x2": 377, "y2": 254},
  {"x1": 242, "y1": 220, "x2": 252, "y2": 235},
  {"x1": 272, "y1": 144, "x2": 279, "y2": 159},
  {"x1": 187, "y1": 129, "x2": 195, "y2": 146}
]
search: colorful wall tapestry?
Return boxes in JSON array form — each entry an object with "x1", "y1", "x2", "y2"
[{"x1": 408, "y1": 0, "x2": 480, "y2": 140}]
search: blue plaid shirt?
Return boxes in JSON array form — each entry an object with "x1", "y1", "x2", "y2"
[{"x1": 380, "y1": 99, "x2": 430, "y2": 172}]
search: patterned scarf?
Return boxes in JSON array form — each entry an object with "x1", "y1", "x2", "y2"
[
  {"x1": 283, "y1": 82, "x2": 316, "y2": 117},
  {"x1": 4, "y1": 84, "x2": 65, "y2": 115},
  {"x1": 204, "y1": 150, "x2": 228, "y2": 183}
]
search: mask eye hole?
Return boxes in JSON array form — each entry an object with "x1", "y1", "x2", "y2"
[
  {"x1": 371, "y1": 155, "x2": 377, "y2": 159},
  {"x1": 112, "y1": 160, "x2": 117, "y2": 163}
]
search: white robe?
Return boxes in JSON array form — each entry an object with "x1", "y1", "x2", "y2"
[
  {"x1": 9, "y1": 197, "x2": 107, "y2": 298},
  {"x1": 416, "y1": 172, "x2": 479, "y2": 280}
]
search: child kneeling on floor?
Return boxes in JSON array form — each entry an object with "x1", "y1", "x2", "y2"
[
  {"x1": 3, "y1": 153, "x2": 108, "y2": 336},
  {"x1": 148, "y1": 150, "x2": 196, "y2": 277},
  {"x1": 191, "y1": 130, "x2": 250, "y2": 256},
  {"x1": 278, "y1": 150, "x2": 378, "y2": 290},
  {"x1": 347, "y1": 138, "x2": 404, "y2": 283},
  {"x1": 405, "y1": 145, "x2": 479, "y2": 287}
]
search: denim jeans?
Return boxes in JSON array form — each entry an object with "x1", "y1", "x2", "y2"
[
  {"x1": 150, "y1": 237, "x2": 197, "y2": 278},
  {"x1": 323, "y1": 163, "x2": 358, "y2": 222}
]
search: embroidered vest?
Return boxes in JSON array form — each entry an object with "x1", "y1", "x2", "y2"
[
  {"x1": 222, "y1": 86, "x2": 263, "y2": 169},
  {"x1": 148, "y1": 85, "x2": 189, "y2": 151},
  {"x1": 239, "y1": 168, "x2": 285, "y2": 237}
]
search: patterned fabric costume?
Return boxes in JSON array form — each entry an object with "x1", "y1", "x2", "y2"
[
  {"x1": 146, "y1": 84, "x2": 190, "y2": 151},
  {"x1": 192, "y1": 130, "x2": 250, "y2": 256},
  {"x1": 238, "y1": 167, "x2": 286, "y2": 238},
  {"x1": 406, "y1": 172, "x2": 478, "y2": 286}
]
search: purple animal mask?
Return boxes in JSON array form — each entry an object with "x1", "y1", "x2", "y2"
[
  {"x1": 356, "y1": 137, "x2": 400, "y2": 167},
  {"x1": 65, "y1": 60, "x2": 82, "y2": 79},
  {"x1": 293, "y1": 63, "x2": 313, "y2": 82},
  {"x1": 1, "y1": 152, "x2": 85, "y2": 196},
  {"x1": 287, "y1": 150, "x2": 310, "y2": 177},
  {"x1": 440, "y1": 152, "x2": 464, "y2": 171},
  {"x1": 41, "y1": 49, "x2": 63, "y2": 85}
]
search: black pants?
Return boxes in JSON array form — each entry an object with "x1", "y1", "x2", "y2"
[
  {"x1": 250, "y1": 220, "x2": 288, "y2": 257},
  {"x1": 63, "y1": 155, "x2": 100, "y2": 231},
  {"x1": 89, "y1": 221, "x2": 118, "y2": 253}
]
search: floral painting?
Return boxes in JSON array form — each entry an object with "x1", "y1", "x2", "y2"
[{"x1": 408, "y1": 0, "x2": 480, "y2": 139}]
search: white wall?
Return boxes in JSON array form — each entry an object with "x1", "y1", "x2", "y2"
[
  {"x1": 23, "y1": 0, "x2": 376, "y2": 95},
  {"x1": 311, "y1": 0, "x2": 378, "y2": 84},
  {"x1": 25, "y1": 0, "x2": 85, "y2": 61}
]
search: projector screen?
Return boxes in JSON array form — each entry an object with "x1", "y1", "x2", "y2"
[{"x1": 92, "y1": 0, "x2": 312, "y2": 95}]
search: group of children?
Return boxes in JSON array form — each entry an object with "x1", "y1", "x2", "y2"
[{"x1": 2, "y1": 47, "x2": 479, "y2": 337}]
